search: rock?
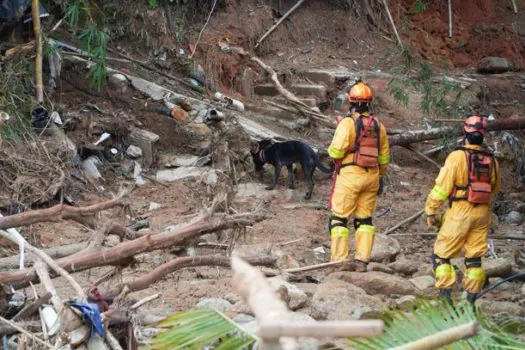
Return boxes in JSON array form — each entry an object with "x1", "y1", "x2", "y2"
[
  {"x1": 159, "y1": 154, "x2": 200, "y2": 167},
  {"x1": 267, "y1": 276, "x2": 308, "y2": 311},
  {"x1": 478, "y1": 300, "x2": 525, "y2": 317},
  {"x1": 231, "y1": 301, "x2": 253, "y2": 315},
  {"x1": 223, "y1": 293, "x2": 242, "y2": 304},
  {"x1": 232, "y1": 313, "x2": 255, "y2": 325},
  {"x1": 170, "y1": 106, "x2": 190, "y2": 121},
  {"x1": 478, "y1": 57, "x2": 511, "y2": 74},
  {"x1": 311, "y1": 279, "x2": 384, "y2": 320},
  {"x1": 409, "y1": 276, "x2": 435, "y2": 291},
  {"x1": 286, "y1": 313, "x2": 320, "y2": 350},
  {"x1": 120, "y1": 160, "x2": 135, "y2": 175},
  {"x1": 521, "y1": 283, "x2": 525, "y2": 295},
  {"x1": 185, "y1": 122, "x2": 213, "y2": 139},
  {"x1": 148, "y1": 202, "x2": 161, "y2": 211},
  {"x1": 484, "y1": 258, "x2": 513, "y2": 278},
  {"x1": 388, "y1": 258, "x2": 420, "y2": 275},
  {"x1": 235, "y1": 183, "x2": 278, "y2": 199},
  {"x1": 202, "y1": 170, "x2": 218, "y2": 186},
  {"x1": 87, "y1": 333, "x2": 108, "y2": 350},
  {"x1": 396, "y1": 295, "x2": 417, "y2": 311},
  {"x1": 69, "y1": 325, "x2": 90, "y2": 346},
  {"x1": 371, "y1": 234, "x2": 401, "y2": 263},
  {"x1": 156, "y1": 166, "x2": 208, "y2": 182},
  {"x1": 196, "y1": 298, "x2": 233, "y2": 312},
  {"x1": 489, "y1": 278, "x2": 514, "y2": 291},
  {"x1": 129, "y1": 128, "x2": 160, "y2": 168},
  {"x1": 128, "y1": 75, "x2": 167, "y2": 100},
  {"x1": 367, "y1": 262, "x2": 394, "y2": 274},
  {"x1": 290, "y1": 84, "x2": 327, "y2": 99},
  {"x1": 504, "y1": 211, "x2": 524, "y2": 225},
  {"x1": 327, "y1": 271, "x2": 419, "y2": 296},
  {"x1": 413, "y1": 264, "x2": 434, "y2": 278},
  {"x1": 254, "y1": 84, "x2": 280, "y2": 97}
]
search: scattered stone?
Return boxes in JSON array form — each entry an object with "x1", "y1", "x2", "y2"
[
  {"x1": 521, "y1": 283, "x2": 525, "y2": 295},
  {"x1": 223, "y1": 293, "x2": 242, "y2": 304},
  {"x1": 159, "y1": 154, "x2": 200, "y2": 168},
  {"x1": 232, "y1": 313, "x2": 255, "y2": 325},
  {"x1": 128, "y1": 75, "x2": 167, "y2": 100},
  {"x1": 327, "y1": 271, "x2": 419, "y2": 296},
  {"x1": 371, "y1": 234, "x2": 401, "y2": 263},
  {"x1": 311, "y1": 279, "x2": 384, "y2": 320},
  {"x1": 287, "y1": 313, "x2": 320, "y2": 350},
  {"x1": 409, "y1": 276, "x2": 435, "y2": 291},
  {"x1": 153, "y1": 255, "x2": 166, "y2": 267},
  {"x1": 148, "y1": 202, "x2": 161, "y2": 211},
  {"x1": 202, "y1": 170, "x2": 219, "y2": 186},
  {"x1": 478, "y1": 300, "x2": 525, "y2": 317},
  {"x1": 367, "y1": 262, "x2": 394, "y2": 274},
  {"x1": 504, "y1": 211, "x2": 524, "y2": 225},
  {"x1": 484, "y1": 258, "x2": 514, "y2": 278},
  {"x1": 103, "y1": 235, "x2": 120, "y2": 248},
  {"x1": 396, "y1": 295, "x2": 417, "y2": 311},
  {"x1": 235, "y1": 183, "x2": 278, "y2": 199},
  {"x1": 267, "y1": 276, "x2": 308, "y2": 311},
  {"x1": 388, "y1": 258, "x2": 420, "y2": 275},
  {"x1": 129, "y1": 128, "x2": 160, "y2": 168},
  {"x1": 412, "y1": 264, "x2": 434, "y2": 278},
  {"x1": 477, "y1": 57, "x2": 511, "y2": 74},
  {"x1": 120, "y1": 160, "x2": 135, "y2": 175},
  {"x1": 231, "y1": 301, "x2": 253, "y2": 315},
  {"x1": 196, "y1": 298, "x2": 233, "y2": 312},
  {"x1": 489, "y1": 278, "x2": 514, "y2": 291},
  {"x1": 156, "y1": 166, "x2": 208, "y2": 182}
]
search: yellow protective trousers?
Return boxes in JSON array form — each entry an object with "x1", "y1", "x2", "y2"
[
  {"x1": 433, "y1": 200, "x2": 490, "y2": 293},
  {"x1": 329, "y1": 165, "x2": 379, "y2": 263}
]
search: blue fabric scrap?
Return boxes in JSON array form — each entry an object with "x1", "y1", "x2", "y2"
[{"x1": 67, "y1": 301, "x2": 106, "y2": 336}]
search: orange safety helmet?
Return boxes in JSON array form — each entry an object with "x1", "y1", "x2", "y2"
[
  {"x1": 463, "y1": 114, "x2": 487, "y2": 135},
  {"x1": 348, "y1": 80, "x2": 373, "y2": 103}
]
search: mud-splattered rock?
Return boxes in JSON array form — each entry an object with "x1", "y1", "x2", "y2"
[
  {"x1": 267, "y1": 276, "x2": 308, "y2": 310},
  {"x1": 371, "y1": 234, "x2": 401, "y2": 263},
  {"x1": 311, "y1": 279, "x2": 384, "y2": 320},
  {"x1": 412, "y1": 264, "x2": 434, "y2": 278},
  {"x1": 388, "y1": 258, "x2": 420, "y2": 275},
  {"x1": 409, "y1": 276, "x2": 435, "y2": 291},
  {"x1": 232, "y1": 314, "x2": 255, "y2": 325},
  {"x1": 196, "y1": 298, "x2": 233, "y2": 312},
  {"x1": 327, "y1": 271, "x2": 419, "y2": 296}
]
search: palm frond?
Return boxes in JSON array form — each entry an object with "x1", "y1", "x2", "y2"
[
  {"x1": 139, "y1": 308, "x2": 257, "y2": 350},
  {"x1": 349, "y1": 299, "x2": 525, "y2": 349}
]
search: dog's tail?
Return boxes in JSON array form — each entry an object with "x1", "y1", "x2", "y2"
[{"x1": 316, "y1": 158, "x2": 335, "y2": 173}]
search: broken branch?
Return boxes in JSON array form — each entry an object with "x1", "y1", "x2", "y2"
[
  {"x1": 255, "y1": 0, "x2": 307, "y2": 48},
  {"x1": 104, "y1": 255, "x2": 276, "y2": 296},
  {"x1": 383, "y1": 209, "x2": 425, "y2": 235},
  {"x1": 0, "y1": 211, "x2": 266, "y2": 288},
  {"x1": 0, "y1": 243, "x2": 87, "y2": 270},
  {"x1": 0, "y1": 194, "x2": 127, "y2": 230},
  {"x1": 32, "y1": 0, "x2": 44, "y2": 103},
  {"x1": 404, "y1": 145, "x2": 441, "y2": 170},
  {"x1": 0, "y1": 316, "x2": 52, "y2": 348},
  {"x1": 283, "y1": 260, "x2": 350, "y2": 273}
]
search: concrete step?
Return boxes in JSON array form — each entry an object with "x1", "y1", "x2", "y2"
[{"x1": 254, "y1": 84, "x2": 327, "y2": 99}]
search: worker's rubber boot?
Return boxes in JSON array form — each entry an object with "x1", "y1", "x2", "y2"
[{"x1": 439, "y1": 288, "x2": 454, "y2": 307}]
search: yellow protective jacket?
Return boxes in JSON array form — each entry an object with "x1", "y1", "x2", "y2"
[
  {"x1": 425, "y1": 144, "x2": 501, "y2": 215},
  {"x1": 327, "y1": 112, "x2": 390, "y2": 175}
]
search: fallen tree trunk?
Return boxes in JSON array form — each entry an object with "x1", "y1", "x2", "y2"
[
  {"x1": 0, "y1": 211, "x2": 265, "y2": 288},
  {"x1": 389, "y1": 117, "x2": 525, "y2": 146},
  {"x1": 0, "y1": 243, "x2": 87, "y2": 270},
  {"x1": 0, "y1": 195, "x2": 126, "y2": 230},
  {"x1": 104, "y1": 255, "x2": 276, "y2": 296}
]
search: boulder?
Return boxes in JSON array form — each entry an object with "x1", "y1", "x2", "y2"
[
  {"x1": 477, "y1": 57, "x2": 511, "y2": 74},
  {"x1": 327, "y1": 271, "x2": 419, "y2": 296},
  {"x1": 126, "y1": 145, "x2": 143, "y2": 158},
  {"x1": 504, "y1": 211, "x2": 524, "y2": 225},
  {"x1": 311, "y1": 279, "x2": 384, "y2": 320},
  {"x1": 371, "y1": 234, "x2": 401, "y2": 263},
  {"x1": 388, "y1": 258, "x2": 420, "y2": 275},
  {"x1": 409, "y1": 276, "x2": 435, "y2": 291},
  {"x1": 412, "y1": 264, "x2": 434, "y2": 278},
  {"x1": 156, "y1": 166, "x2": 209, "y2": 182},
  {"x1": 267, "y1": 276, "x2": 308, "y2": 311},
  {"x1": 478, "y1": 300, "x2": 525, "y2": 317},
  {"x1": 395, "y1": 295, "x2": 417, "y2": 311},
  {"x1": 451, "y1": 258, "x2": 514, "y2": 278},
  {"x1": 367, "y1": 262, "x2": 394, "y2": 274},
  {"x1": 196, "y1": 298, "x2": 233, "y2": 312}
]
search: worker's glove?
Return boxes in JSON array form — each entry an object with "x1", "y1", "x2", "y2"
[
  {"x1": 377, "y1": 177, "x2": 384, "y2": 195},
  {"x1": 426, "y1": 214, "x2": 443, "y2": 230}
]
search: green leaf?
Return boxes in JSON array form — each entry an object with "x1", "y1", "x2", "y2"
[{"x1": 140, "y1": 308, "x2": 257, "y2": 349}]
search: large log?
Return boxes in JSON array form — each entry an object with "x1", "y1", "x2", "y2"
[
  {"x1": 0, "y1": 243, "x2": 87, "y2": 270},
  {"x1": 389, "y1": 117, "x2": 525, "y2": 146},
  {"x1": 104, "y1": 255, "x2": 276, "y2": 296},
  {"x1": 0, "y1": 211, "x2": 265, "y2": 288}
]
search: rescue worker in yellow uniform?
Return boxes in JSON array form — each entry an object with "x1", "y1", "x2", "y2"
[
  {"x1": 425, "y1": 114, "x2": 501, "y2": 304},
  {"x1": 327, "y1": 80, "x2": 390, "y2": 271}
]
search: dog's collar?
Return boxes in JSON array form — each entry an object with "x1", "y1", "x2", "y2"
[{"x1": 258, "y1": 149, "x2": 266, "y2": 163}]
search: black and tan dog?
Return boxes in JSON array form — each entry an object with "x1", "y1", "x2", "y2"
[{"x1": 250, "y1": 139, "x2": 333, "y2": 199}]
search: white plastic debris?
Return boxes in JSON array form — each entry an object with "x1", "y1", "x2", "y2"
[
  {"x1": 149, "y1": 202, "x2": 162, "y2": 211},
  {"x1": 82, "y1": 156, "x2": 103, "y2": 179},
  {"x1": 94, "y1": 132, "x2": 111, "y2": 146},
  {"x1": 51, "y1": 111, "x2": 63, "y2": 125},
  {"x1": 42, "y1": 306, "x2": 61, "y2": 336},
  {"x1": 214, "y1": 92, "x2": 245, "y2": 112},
  {"x1": 133, "y1": 161, "x2": 146, "y2": 186},
  {"x1": 126, "y1": 145, "x2": 143, "y2": 158}
]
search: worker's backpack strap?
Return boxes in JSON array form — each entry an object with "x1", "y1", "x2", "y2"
[{"x1": 450, "y1": 148, "x2": 494, "y2": 205}]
